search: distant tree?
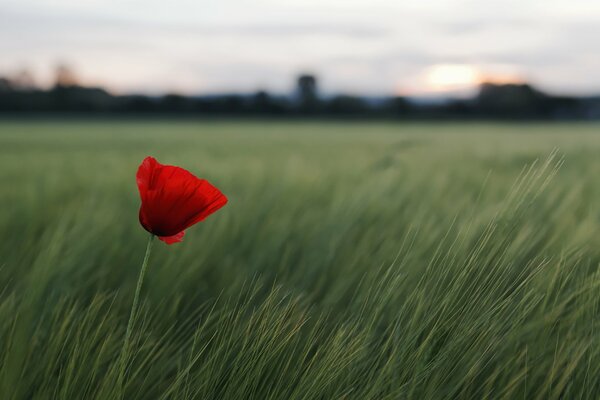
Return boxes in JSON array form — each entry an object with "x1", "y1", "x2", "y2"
[
  {"x1": 12, "y1": 68, "x2": 37, "y2": 90},
  {"x1": 123, "y1": 95, "x2": 158, "y2": 113},
  {"x1": 250, "y1": 91, "x2": 288, "y2": 115},
  {"x1": 326, "y1": 95, "x2": 369, "y2": 115},
  {"x1": 252, "y1": 90, "x2": 271, "y2": 113},
  {"x1": 297, "y1": 75, "x2": 317, "y2": 98},
  {"x1": 221, "y1": 95, "x2": 247, "y2": 114},
  {"x1": 386, "y1": 96, "x2": 413, "y2": 117},
  {"x1": 54, "y1": 64, "x2": 79, "y2": 88},
  {"x1": 476, "y1": 83, "x2": 548, "y2": 118},
  {"x1": 160, "y1": 94, "x2": 191, "y2": 112},
  {"x1": 0, "y1": 77, "x2": 13, "y2": 92},
  {"x1": 296, "y1": 74, "x2": 320, "y2": 113}
]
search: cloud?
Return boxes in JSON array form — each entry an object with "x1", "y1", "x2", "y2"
[
  {"x1": 1, "y1": 0, "x2": 600, "y2": 95},
  {"x1": 0, "y1": 7, "x2": 390, "y2": 39}
]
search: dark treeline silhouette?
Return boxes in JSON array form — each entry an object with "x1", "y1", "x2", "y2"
[{"x1": 1, "y1": 70, "x2": 599, "y2": 120}]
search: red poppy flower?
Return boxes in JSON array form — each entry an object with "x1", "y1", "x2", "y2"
[{"x1": 136, "y1": 156, "x2": 228, "y2": 244}]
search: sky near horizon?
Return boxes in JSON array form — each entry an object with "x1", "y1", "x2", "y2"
[{"x1": 1, "y1": 0, "x2": 599, "y2": 96}]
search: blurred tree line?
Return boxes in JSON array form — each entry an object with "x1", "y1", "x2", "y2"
[{"x1": 0, "y1": 66, "x2": 599, "y2": 120}]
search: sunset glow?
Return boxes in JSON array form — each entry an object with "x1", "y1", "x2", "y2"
[{"x1": 425, "y1": 64, "x2": 481, "y2": 92}]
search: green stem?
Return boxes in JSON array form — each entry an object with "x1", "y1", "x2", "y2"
[{"x1": 117, "y1": 233, "x2": 154, "y2": 395}]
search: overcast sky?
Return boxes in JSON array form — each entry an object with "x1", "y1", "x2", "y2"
[{"x1": 1, "y1": 0, "x2": 599, "y2": 96}]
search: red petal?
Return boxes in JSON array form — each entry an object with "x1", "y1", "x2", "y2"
[
  {"x1": 158, "y1": 231, "x2": 185, "y2": 244},
  {"x1": 180, "y1": 180, "x2": 228, "y2": 229},
  {"x1": 136, "y1": 156, "x2": 159, "y2": 203},
  {"x1": 136, "y1": 157, "x2": 227, "y2": 238}
]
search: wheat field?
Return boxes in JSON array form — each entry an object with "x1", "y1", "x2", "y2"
[{"x1": 0, "y1": 120, "x2": 599, "y2": 399}]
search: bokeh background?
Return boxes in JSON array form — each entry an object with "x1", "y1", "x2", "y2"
[
  {"x1": 1, "y1": 1, "x2": 600, "y2": 399},
  {"x1": 1, "y1": 0, "x2": 600, "y2": 117}
]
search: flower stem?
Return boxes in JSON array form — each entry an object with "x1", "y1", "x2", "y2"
[{"x1": 118, "y1": 233, "x2": 154, "y2": 395}]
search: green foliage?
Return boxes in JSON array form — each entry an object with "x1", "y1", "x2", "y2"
[{"x1": 0, "y1": 120, "x2": 599, "y2": 399}]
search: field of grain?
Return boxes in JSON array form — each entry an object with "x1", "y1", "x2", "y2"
[{"x1": 0, "y1": 120, "x2": 599, "y2": 399}]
